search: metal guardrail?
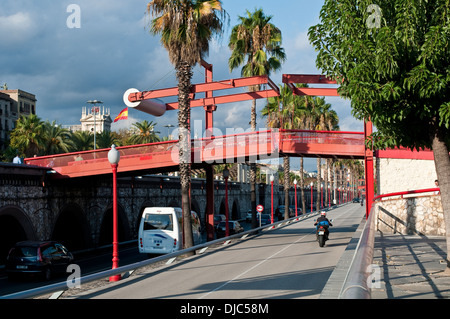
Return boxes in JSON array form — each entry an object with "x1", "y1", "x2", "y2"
[
  {"x1": 339, "y1": 203, "x2": 376, "y2": 299},
  {"x1": 1, "y1": 211, "x2": 320, "y2": 299}
]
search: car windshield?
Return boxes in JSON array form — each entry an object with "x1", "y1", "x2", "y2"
[
  {"x1": 9, "y1": 246, "x2": 38, "y2": 258},
  {"x1": 144, "y1": 214, "x2": 173, "y2": 231}
]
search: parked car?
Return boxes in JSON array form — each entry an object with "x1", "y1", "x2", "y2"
[
  {"x1": 6, "y1": 241, "x2": 74, "y2": 281},
  {"x1": 214, "y1": 214, "x2": 226, "y2": 227},
  {"x1": 216, "y1": 221, "x2": 244, "y2": 238},
  {"x1": 259, "y1": 214, "x2": 272, "y2": 226},
  {"x1": 245, "y1": 210, "x2": 261, "y2": 223},
  {"x1": 277, "y1": 205, "x2": 294, "y2": 220},
  {"x1": 352, "y1": 197, "x2": 360, "y2": 203},
  {"x1": 289, "y1": 205, "x2": 303, "y2": 216}
]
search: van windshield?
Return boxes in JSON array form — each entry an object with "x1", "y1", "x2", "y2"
[{"x1": 143, "y1": 214, "x2": 173, "y2": 231}]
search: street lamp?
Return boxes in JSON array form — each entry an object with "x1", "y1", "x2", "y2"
[
  {"x1": 223, "y1": 168, "x2": 230, "y2": 237},
  {"x1": 87, "y1": 100, "x2": 103, "y2": 150},
  {"x1": 293, "y1": 179, "x2": 298, "y2": 217},
  {"x1": 310, "y1": 182, "x2": 314, "y2": 213},
  {"x1": 270, "y1": 175, "x2": 274, "y2": 224},
  {"x1": 164, "y1": 124, "x2": 175, "y2": 140},
  {"x1": 108, "y1": 144, "x2": 121, "y2": 282}
]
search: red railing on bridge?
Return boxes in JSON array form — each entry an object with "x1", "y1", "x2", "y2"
[
  {"x1": 24, "y1": 129, "x2": 366, "y2": 178},
  {"x1": 279, "y1": 129, "x2": 365, "y2": 159}
]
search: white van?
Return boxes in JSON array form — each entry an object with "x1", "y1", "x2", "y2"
[{"x1": 138, "y1": 207, "x2": 202, "y2": 254}]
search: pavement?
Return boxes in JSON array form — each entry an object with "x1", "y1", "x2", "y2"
[{"x1": 320, "y1": 215, "x2": 450, "y2": 299}]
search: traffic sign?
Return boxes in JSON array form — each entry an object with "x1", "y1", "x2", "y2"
[{"x1": 256, "y1": 205, "x2": 264, "y2": 213}]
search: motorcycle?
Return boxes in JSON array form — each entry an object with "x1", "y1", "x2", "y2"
[{"x1": 315, "y1": 219, "x2": 332, "y2": 247}]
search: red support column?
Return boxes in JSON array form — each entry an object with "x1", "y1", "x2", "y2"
[
  {"x1": 205, "y1": 165, "x2": 215, "y2": 241},
  {"x1": 364, "y1": 119, "x2": 374, "y2": 219}
]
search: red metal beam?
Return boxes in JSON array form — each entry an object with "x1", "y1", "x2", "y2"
[
  {"x1": 283, "y1": 74, "x2": 337, "y2": 84},
  {"x1": 127, "y1": 75, "x2": 278, "y2": 104}
]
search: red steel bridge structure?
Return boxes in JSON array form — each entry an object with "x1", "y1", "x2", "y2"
[{"x1": 25, "y1": 61, "x2": 374, "y2": 240}]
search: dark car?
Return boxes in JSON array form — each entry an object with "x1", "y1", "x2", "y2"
[
  {"x1": 216, "y1": 221, "x2": 244, "y2": 238},
  {"x1": 260, "y1": 214, "x2": 272, "y2": 226},
  {"x1": 352, "y1": 197, "x2": 360, "y2": 203},
  {"x1": 6, "y1": 241, "x2": 74, "y2": 281}
]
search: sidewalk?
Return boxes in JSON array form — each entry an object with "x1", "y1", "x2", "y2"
[{"x1": 371, "y1": 233, "x2": 450, "y2": 299}]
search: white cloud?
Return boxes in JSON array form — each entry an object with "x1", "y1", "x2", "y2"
[{"x1": 0, "y1": 12, "x2": 36, "y2": 45}]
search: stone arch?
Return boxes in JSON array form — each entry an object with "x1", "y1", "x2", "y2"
[
  {"x1": 98, "y1": 203, "x2": 130, "y2": 247},
  {"x1": 231, "y1": 200, "x2": 240, "y2": 220},
  {"x1": 0, "y1": 205, "x2": 36, "y2": 265},
  {"x1": 52, "y1": 203, "x2": 91, "y2": 252},
  {"x1": 219, "y1": 200, "x2": 226, "y2": 216},
  {"x1": 135, "y1": 200, "x2": 155, "y2": 233},
  {"x1": 191, "y1": 199, "x2": 201, "y2": 216}
]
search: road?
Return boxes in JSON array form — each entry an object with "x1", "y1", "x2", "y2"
[{"x1": 71, "y1": 203, "x2": 365, "y2": 299}]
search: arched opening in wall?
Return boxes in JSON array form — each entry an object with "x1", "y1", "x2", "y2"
[
  {"x1": 191, "y1": 200, "x2": 201, "y2": 217},
  {"x1": 135, "y1": 200, "x2": 154, "y2": 234},
  {"x1": 219, "y1": 201, "x2": 225, "y2": 216},
  {"x1": 52, "y1": 205, "x2": 91, "y2": 252},
  {"x1": 0, "y1": 207, "x2": 35, "y2": 265},
  {"x1": 98, "y1": 206, "x2": 130, "y2": 247},
  {"x1": 231, "y1": 201, "x2": 239, "y2": 220}
]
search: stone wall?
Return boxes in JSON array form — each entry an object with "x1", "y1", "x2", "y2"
[
  {"x1": 375, "y1": 194, "x2": 445, "y2": 236},
  {"x1": 376, "y1": 157, "x2": 437, "y2": 195}
]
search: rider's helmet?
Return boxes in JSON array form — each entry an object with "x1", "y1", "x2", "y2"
[{"x1": 320, "y1": 211, "x2": 326, "y2": 216}]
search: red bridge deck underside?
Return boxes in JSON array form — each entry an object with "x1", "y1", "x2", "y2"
[{"x1": 25, "y1": 129, "x2": 365, "y2": 179}]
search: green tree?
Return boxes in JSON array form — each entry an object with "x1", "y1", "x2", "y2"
[
  {"x1": 42, "y1": 121, "x2": 73, "y2": 155},
  {"x1": 309, "y1": 0, "x2": 450, "y2": 273},
  {"x1": 71, "y1": 131, "x2": 94, "y2": 151},
  {"x1": 147, "y1": 0, "x2": 227, "y2": 250},
  {"x1": 10, "y1": 114, "x2": 45, "y2": 157},
  {"x1": 229, "y1": 8, "x2": 286, "y2": 227},
  {"x1": 127, "y1": 120, "x2": 160, "y2": 145},
  {"x1": 96, "y1": 130, "x2": 119, "y2": 149}
]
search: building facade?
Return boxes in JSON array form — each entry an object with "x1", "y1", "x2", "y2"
[{"x1": 0, "y1": 88, "x2": 37, "y2": 150}]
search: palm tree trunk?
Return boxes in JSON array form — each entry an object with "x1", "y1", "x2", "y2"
[
  {"x1": 316, "y1": 158, "x2": 321, "y2": 211},
  {"x1": 283, "y1": 156, "x2": 290, "y2": 220},
  {"x1": 300, "y1": 157, "x2": 306, "y2": 214},
  {"x1": 176, "y1": 61, "x2": 194, "y2": 252},
  {"x1": 250, "y1": 98, "x2": 258, "y2": 228},
  {"x1": 430, "y1": 125, "x2": 450, "y2": 275}
]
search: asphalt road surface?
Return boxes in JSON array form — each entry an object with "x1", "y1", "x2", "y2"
[{"x1": 72, "y1": 203, "x2": 365, "y2": 299}]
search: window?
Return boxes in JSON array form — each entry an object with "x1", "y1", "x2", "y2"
[{"x1": 143, "y1": 214, "x2": 173, "y2": 231}]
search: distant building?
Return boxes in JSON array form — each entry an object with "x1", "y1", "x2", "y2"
[
  {"x1": 0, "y1": 87, "x2": 37, "y2": 150},
  {"x1": 66, "y1": 107, "x2": 112, "y2": 133}
]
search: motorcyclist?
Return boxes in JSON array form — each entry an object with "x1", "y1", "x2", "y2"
[{"x1": 314, "y1": 211, "x2": 333, "y2": 239}]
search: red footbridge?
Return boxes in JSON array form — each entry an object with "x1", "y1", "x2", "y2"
[
  {"x1": 24, "y1": 65, "x2": 376, "y2": 233},
  {"x1": 24, "y1": 129, "x2": 365, "y2": 179}
]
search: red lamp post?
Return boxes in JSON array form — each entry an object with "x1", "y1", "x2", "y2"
[
  {"x1": 321, "y1": 183, "x2": 323, "y2": 210},
  {"x1": 108, "y1": 145, "x2": 121, "y2": 282},
  {"x1": 223, "y1": 168, "x2": 230, "y2": 237},
  {"x1": 310, "y1": 182, "x2": 314, "y2": 213},
  {"x1": 294, "y1": 179, "x2": 298, "y2": 217},
  {"x1": 270, "y1": 175, "x2": 274, "y2": 224}
]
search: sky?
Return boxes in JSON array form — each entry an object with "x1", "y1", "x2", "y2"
[{"x1": 0, "y1": 0, "x2": 363, "y2": 171}]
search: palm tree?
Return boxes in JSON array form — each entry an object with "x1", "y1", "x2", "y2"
[
  {"x1": 147, "y1": 0, "x2": 227, "y2": 250},
  {"x1": 42, "y1": 121, "x2": 73, "y2": 155},
  {"x1": 71, "y1": 131, "x2": 94, "y2": 151},
  {"x1": 9, "y1": 114, "x2": 45, "y2": 157},
  {"x1": 96, "y1": 130, "x2": 119, "y2": 149},
  {"x1": 128, "y1": 120, "x2": 160, "y2": 145},
  {"x1": 229, "y1": 8, "x2": 286, "y2": 227}
]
